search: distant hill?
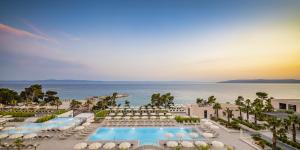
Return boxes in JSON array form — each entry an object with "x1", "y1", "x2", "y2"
[
  {"x1": 219, "y1": 79, "x2": 300, "y2": 83},
  {"x1": 0, "y1": 80, "x2": 104, "y2": 84}
]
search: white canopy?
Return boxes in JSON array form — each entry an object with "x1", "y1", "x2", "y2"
[
  {"x1": 117, "y1": 113, "x2": 123, "y2": 116},
  {"x1": 88, "y1": 142, "x2": 102, "y2": 150},
  {"x1": 23, "y1": 133, "x2": 37, "y2": 139},
  {"x1": 160, "y1": 116, "x2": 166, "y2": 119},
  {"x1": 119, "y1": 142, "x2": 131, "y2": 149},
  {"x1": 166, "y1": 113, "x2": 172, "y2": 116},
  {"x1": 134, "y1": 113, "x2": 140, "y2": 116},
  {"x1": 114, "y1": 116, "x2": 121, "y2": 119},
  {"x1": 141, "y1": 116, "x2": 148, "y2": 119},
  {"x1": 103, "y1": 142, "x2": 116, "y2": 149},
  {"x1": 212, "y1": 141, "x2": 224, "y2": 148},
  {"x1": 126, "y1": 113, "x2": 133, "y2": 116},
  {"x1": 195, "y1": 141, "x2": 207, "y2": 147},
  {"x1": 166, "y1": 141, "x2": 178, "y2": 148},
  {"x1": 124, "y1": 116, "x2": 131, "y2": 120},
  {"x1": 109, "y1": 113, "x2": 115, "y2": 116},
  {"x1": 0, "y1": 134, "x2": 8, "y2": 139},
  {"x1": 150, "y1": 113, "x2": 156, "y2": 116},
  {"x1": 181, "y1": 141, "x2": 194, "y2": 148},
  {"x1": 150, "y1": 116, "x2": 156, "y2": 119},
  {"x1": 142, "y1": 113, "x2": 148, "y2": 116},
  {"x1": 105, "y1": 116, "x2": 112, "y2": 120},
  {"x1": 9, "y1": 133, "x2": 23, "y2": 139},
  {"x1": 133, "y1": 116, "x2": 140, "y2": 119},
  {"x1": 74, "y1": 142, "x2": 88, "y2": 150},
  {"x1": 202, "y1": 132, "x2": 213, "y2": 138},
  {"x1": 159, "y1": 113, "x2": 164, "y2": 116}
]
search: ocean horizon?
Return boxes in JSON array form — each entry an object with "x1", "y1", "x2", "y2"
[{"x1": 1, "y1": 81, "x2": 300, "y2": 106}]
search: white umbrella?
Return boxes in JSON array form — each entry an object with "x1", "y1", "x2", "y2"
[
  {"x1": 166, "y1": 141, "x2": 178, "y2": 148},
  {"x1": 23, "y1": 133, "x2": 37, "y2": 139},
  {"x1": 164, "y1": 133, "x2": 174, "y2": 139},
  {"x1": 103, "y1": 142, "x2": 116, "y2": 149},
  {"x1": 150, "y1": 113, "x2": 156, "y2": 116},
  {"x1": 166, "y1": 113, "x2": 172, "y2": 116},
  {"x1": 204, "y1": 122, "x2": 213, "y2": 126},
  {"x1": 88, "y1": 143, "x2": 102, "y2": 149},
  {"x1": 176, "y1": 133, "x2": 185, "y2": 139},
  {"x1": 124, "y1": 116, "x2": 131, "y2": 120},
  {"x1": 126, "y1": 113, "x2": 133, "y2": 116},
  {"x1": 82, "y1": 122, "x2": 91, "y2": 126},
  {"x1": 105, "y1": 116, "x2": 112, "y2": 120},
  {"x1": 210, "y1": 125, "x2": 219, "y2": 130},
  {"x1": 75, "y1": 126, "x2": 85, "y2": 130},
  {"x1": 141, "y1": 116, "x2": 148, "y2": 119},
  {"x1": 150, "y1": 116, "x2": 156, "y2": 119},
  {"x1": 134, "y1": 113, "x2": 140, "y2": 116},
  {"x1": 9, "y1": 133, "x2": 23, "y2": 139},
  {"x1": 159, "y1": 113, "x2": 164, "y2": 116},
  {"x1": 195, "y1": 141, "x2": 207, "y2": 147},
  {"x1": 189, "y1": 132, "x2": 199, "y2": 138},
  {"x1": 160, "y1": 116, "x2": 166, "y2": 119},
  {"x1": 181, "y1": 141, "x2": 194, "y2": 148},
  {"x1": 0, "y1": 134, "x2": 8, "y2": 139},
  {"x1": 109, "y1": 113, "x2": 115, "y2": 116},
  {"x1": 142, "y1": 113, "x2": 148, "y2": 116},
  {"x1": 3, "y1": 127, "x2": 15, "y2": 130},
  {"x1": 202, "y1": 132, "x2": 214, "y2": 138},
  {"x1": 119, "y1": 142, "x2": 131, "y2": 149},
  {"x1": 114, "y1": 116, "x2": 121, "y2": 120},
  {"x1": 212, "y1": 141, "x2": 224, "y2": 148},
  {"x1": 74, "y1": 142, "x2": 88, "y2": 150},
  {"x1": 168, "y1": 116, "x2": 175, "y2": 119},
  {"x1": 133, "y1": 116, "x2": 140, "y2": 119},
  {"x1": 117, "y1": 113, "x2": 123, "y2": 116}
]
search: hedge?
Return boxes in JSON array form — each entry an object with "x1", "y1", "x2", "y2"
[
  {"x1": 211, "y1": 117, "x2": 240, "y2": 130},
  {"x1": 35, "y1": 115, "x2": 56, "y2": 123},
  {"x1": 0, "y1": 111, "x2": 35, "y2": 117},
  {"x1": 233, "y1": 118, "x2": 266, "y2": 130},
  {"x1": 278, "y1": 137, "x2": 300, "y2": 149},
  {"x1": 175, "y1": 116, "x2": 200, "y2": 123},
  {"x1": 94, "y1": 110, "x2": 109, "y2": 118}
]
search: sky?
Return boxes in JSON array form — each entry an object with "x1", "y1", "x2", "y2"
[{"x1": 0, "y1": 0, "x2": 300, "y2": 81}]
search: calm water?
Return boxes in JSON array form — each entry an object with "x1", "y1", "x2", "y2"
[
  {"x1": 88, "y1": 127, "x2": 202, "y2": 145},
  {"x1": 0, "y1": 81, "x2": 300, "y2": 105}
]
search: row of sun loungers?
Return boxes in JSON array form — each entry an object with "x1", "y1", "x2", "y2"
[
  {"x1": 0, "y1": 142, "x2": 39, "y2": 149},
  {"x1": 73, "y1": 141, "x2": 136, "y2": 150},
  {"x1": 102, "y1": 120, "x2": 177, "y2": 127}
]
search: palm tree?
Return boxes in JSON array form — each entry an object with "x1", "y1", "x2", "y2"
[
  {"x1": 235, "y1": 96, "x2": 244, "y2": 120},
  {"x1": 124, "y1": 100, "x2": 130, "y2": 107},
  {"x1": 251, "y1": 98, "x2": 264, "y2": 125},
  {"x1": 224, "y1": 107, "x2": 233, "y2": 124},
  {"x1": 196, "y1": 98, "x2": 205, "y2": 106},
  {"x1": 288, "y1": 114, "x2": 300, "y2": 142},
  {"x1": 70, "y1": 99, "x2": 82, "y2": 109},
  {"x1": 14, "y1": 138, "x2": 23, "y2": 150},
  {"x1": 111, "y1": 92, "x2": 118, "y2": 106},
  {"x1": 207, "y1": 96, "x2": 216, "y2": 105},
  {"x1": 50, "y1": 98, "x2": 62, "y2": 110},
  {"x1": 213, "y1": 102, "x2": 222, "y2": 119},
  {"x1": 266, "y1": 117, "x2": 282, "y2": 150},
  {"x1": 244, "y1": 99, "x2": 251, "y2": 122}
]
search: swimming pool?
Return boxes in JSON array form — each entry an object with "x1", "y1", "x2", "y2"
[
  {"x1": 88, "y1": 127, "x2": 204, "y2": 145},
  {"x1": 1, "y1": 117, "x2": 83, "y2": 134}
]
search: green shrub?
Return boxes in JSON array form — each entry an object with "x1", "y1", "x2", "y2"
[
  {"x1": 252, "y1": 134, "x2": 282, "y2": 150},
  {"x1": 278, "y1": 137, "x2": 300, "y2": 149},
  {"x1": 35, "y1": 115, "x2": 56, "y2": 123},
  {"x1": 233, "y1": 118, "x2": 266, "y2": 130},
  {"x1": 175, "y1": 116, "x2": 200, "y2": 123},
  {"x1": 94, "y1": 110, "x2": 109, "y2": 118},
  {"x1": 0, "y1": 111, "x2": 35, "y2": 117},
  {"x1": 211, "y1": 117, "x2": 240, "y2": 130},
  {"x1": 53, "y1": 109, "x2": 68, "y2": 115}
]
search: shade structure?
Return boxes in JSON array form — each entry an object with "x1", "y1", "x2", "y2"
[
  {"x1": 126, "y1": 113, "x2": 133, "y2": 116},
  {"x1": 124, "y1": 116, "x2": 131, "y2": 120},
  {"x1": 114, "y1": 116, "x2": 121, "y2": 119},
  {"x1": 189, "y1": 132, "x2": 199, "y2": 138},
  {"x1": 166, "y1": 113, "x2": 172, "y2": 116},
  {"x1": 0, "y1": 134, "x2": 8, "y2": 139},
  {"x1": 150, "y1": 116, "x2": 156, "y2": 119},
  {"x1": 3, "y1": 127, "x2": 15, "y2": 130},
  {"x1": 9, "y1": 133, "x2": 23, "y2": 139},
  {"x1": 210, "y1": 125, "x2": 219, "y2": 130},
  {"x1": 105, "y1": 116, "x2": 112, "y2": 120},
  {"x1": 119, "y1": 142, "x2": 131, "y2": 149},
  {"x1": 75, "y1": 126, "x2": 85, "y2": 130},
  {"x1": 103, "y1": 142, "x2": 116, "y2": 149},
  {"x1": 168, "y1": 116, "x2": 175, "y2": 119},
  {"x1": 134, "y1": 113, "x2": 140, "y2": 116},
  {"x1": 159, "y1": 113, "x2": 164, "y2": 116},
  {"x1": 166, "y1": 141, "x2": 178, "y2": 148},
  {"x1": 181, "y1": 141, "x2": 194, "y2": 148},
  {"x1": 202, "y1": 132, "x2": 213, "y2": 138},
  {"x1": 160, "y1": 116, "x2": 166, "y2": 119},
  {"x1": 141, "y1": 116, "x2": 148, "y2": 119},
  {"x1": 150, "y1": 113, "x2": 156, "y2": 116},
  {"x1": 142, "y1": 113, "x2": 148, "y2": 116},
  {"x1": 109, "y1": 113, "x2": 115, "y2": 116},
  {"x1": 164, "y1": 133, "x2": 174, "y2": 139},
  {"x1": 82, "y1": 122, "x2": 91, "y2": 126},
  {"x1": 23, "y1": 133, "x2": 37, "y2": 139},
  {"x1": 117, "y1": 113, "x2": 123, "y2": 116},
  {"x1": 195, "y1": 141, "x2": 207, "y2": 147},
  {"x1": 204, "y1": 122, "x2": 213, "y2": 126},
  {"x1": 133, "y1": 116, "x2": 140, "y2": 119},
  {"x1": 212, "y1": 141, "x2": 224, "y2": 148},
  {"x1": 74, "y1": 142, "x2": 88, "y2": 150},
  {"x1": 176, "y1": 133, "x2": 185, "y2": 139},
  {"x1": 88, "y1": 142, "x2": 102, "y2": 149}
]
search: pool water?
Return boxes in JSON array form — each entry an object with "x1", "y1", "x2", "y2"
[
  {"x1": 1, "y1": 117, "x2": 83, "y2": 134},
  {"x1": 88, "y1": 127, "x2": 204, "y2": 145}
]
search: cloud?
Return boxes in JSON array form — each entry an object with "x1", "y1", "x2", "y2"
[{"x1": 0, "y1": 23, "x2": 52, "y2": 41}]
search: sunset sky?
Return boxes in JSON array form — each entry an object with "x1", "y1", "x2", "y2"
[{"x1": 0, "y1": 0, "x2": 300, "y2": 81}]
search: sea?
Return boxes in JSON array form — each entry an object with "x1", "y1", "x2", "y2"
[{"x1": 0, "y1": 81, "x2": 300, "y2": 106}]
